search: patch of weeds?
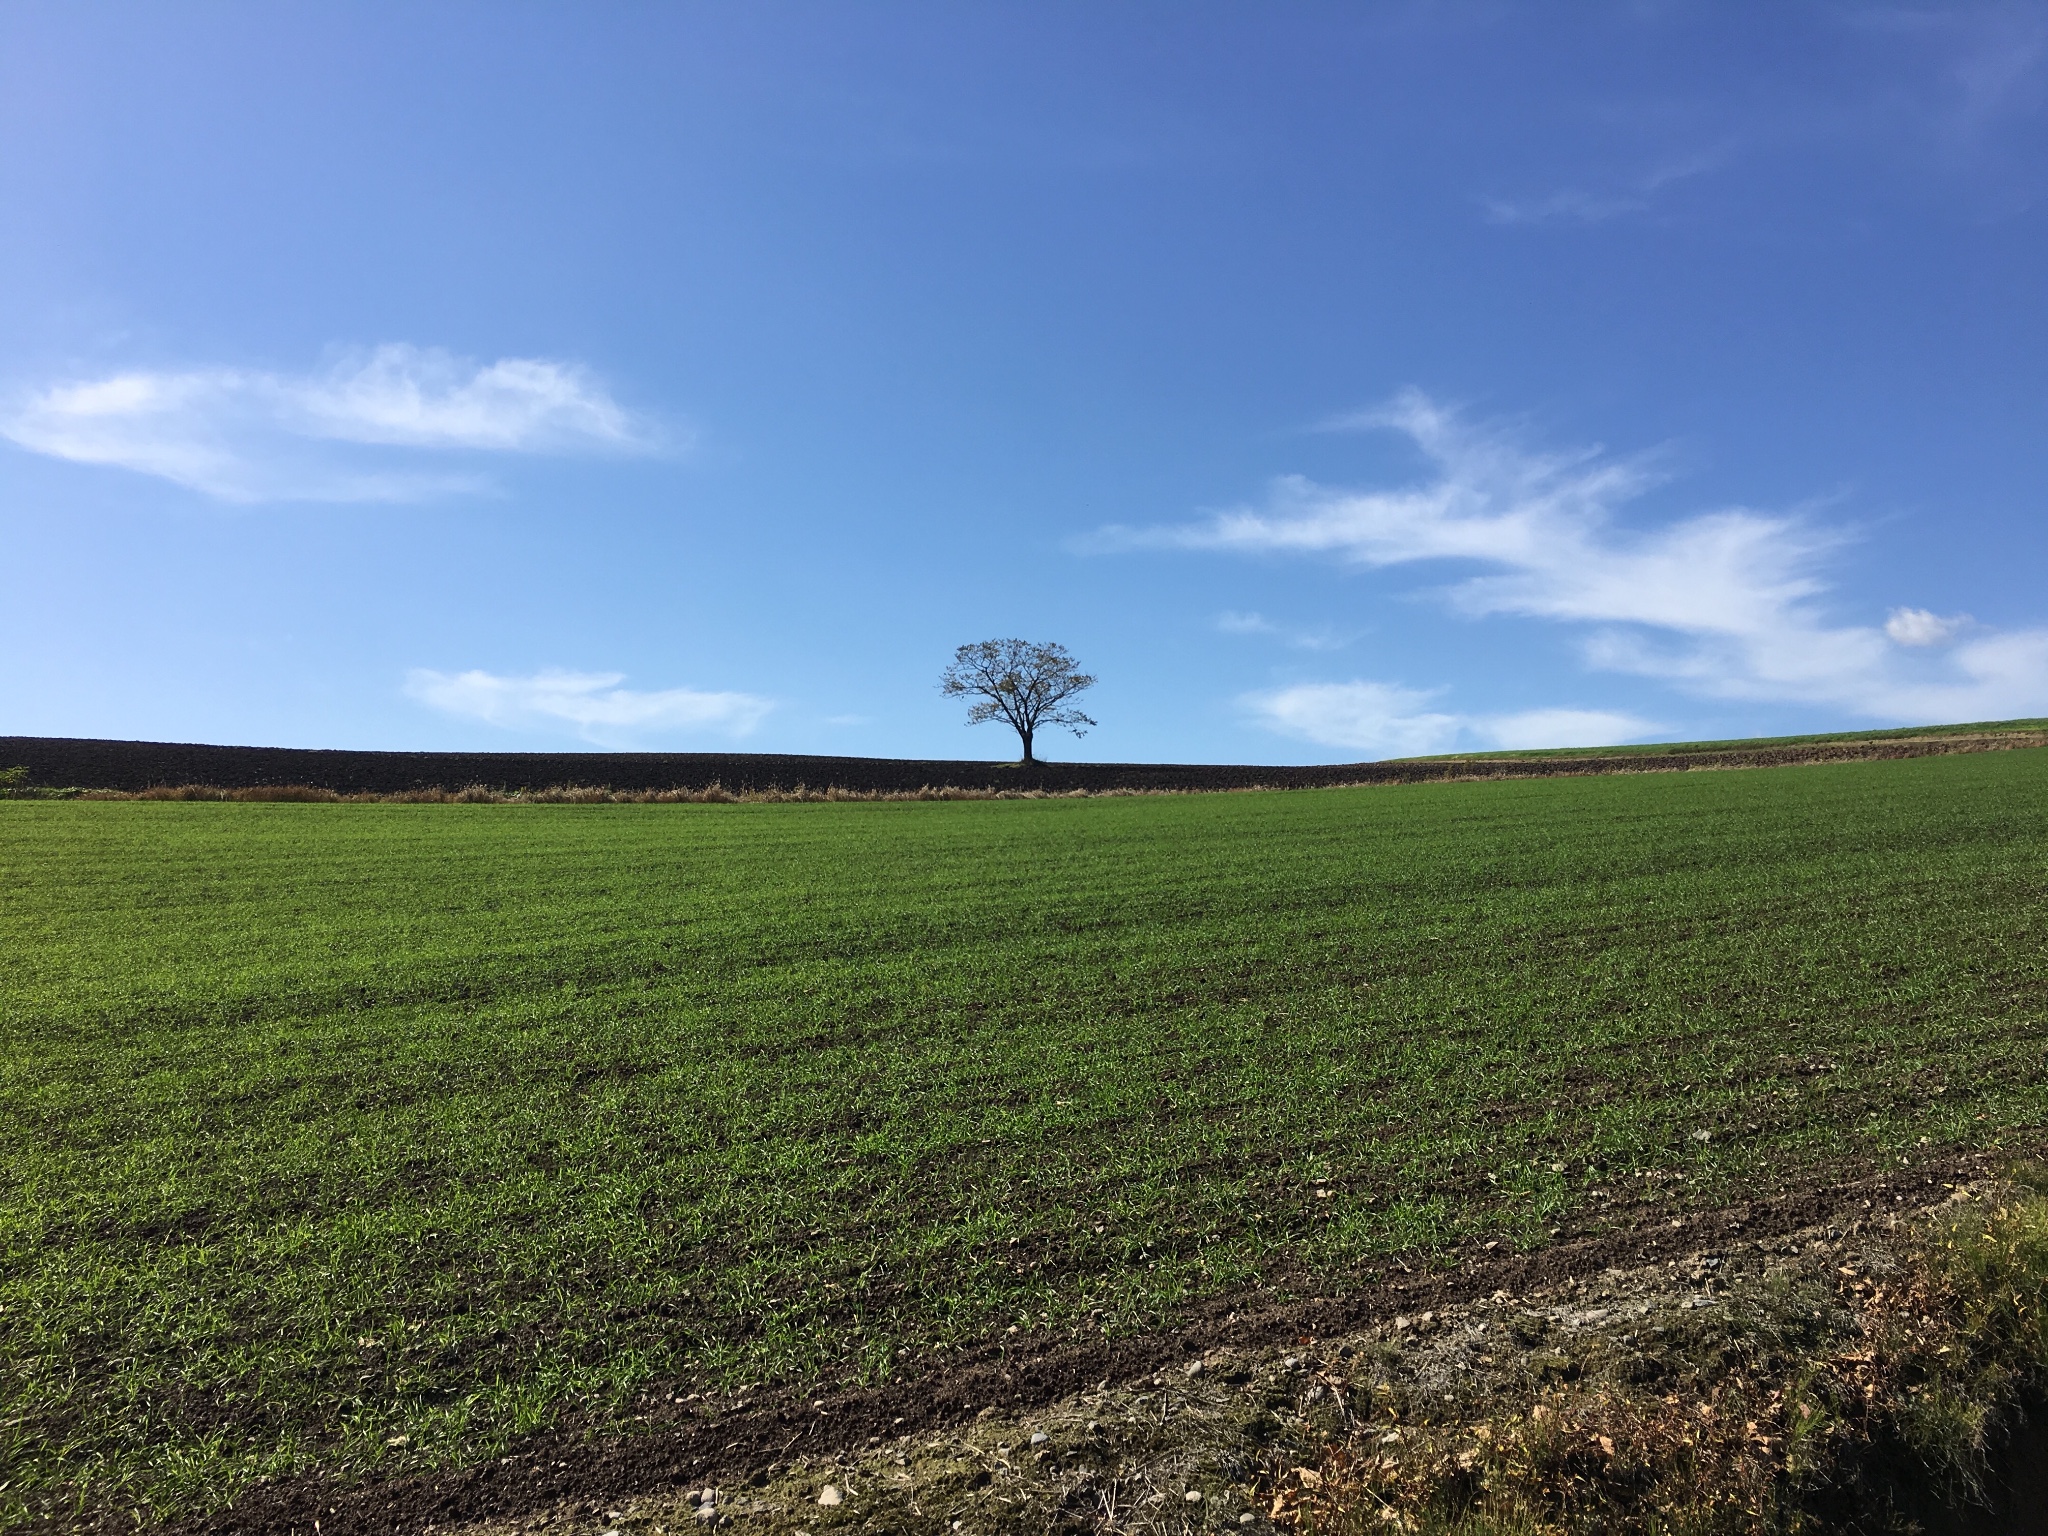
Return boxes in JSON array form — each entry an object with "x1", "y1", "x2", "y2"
[
  {"x1": 0, "y1": 766, "x2": 77, "y2": 799},
  {"x1": 1279, "y1": 1172, "x2": 2048, "y2": 1534}
]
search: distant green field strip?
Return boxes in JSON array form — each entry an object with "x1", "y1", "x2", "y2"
[
  {"x1": 1394, "y1": 713, "x2": 2048, "y2": 760},
  {"x1": 3, "y1": 750, "x2": 2047, "y2": 1523}
]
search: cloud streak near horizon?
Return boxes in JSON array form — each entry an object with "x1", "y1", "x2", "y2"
[
  {"x1": 1094, "y1": 389, "x2": 2048, "y2": 730},
  {"x1": 0, "y1": 344, "x2": 654, "y2": 502},
  {"x1": 1245, "y1": 679, "x2": 1652, "y2": 758},
  {"x1": 404, "y1": 668, "x2": 771, "y2": 744}
]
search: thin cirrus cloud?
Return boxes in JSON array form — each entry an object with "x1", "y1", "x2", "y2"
[
  {"x1": 1214, "y1": 610, "x2": 1349, "y2": 650},
  {"x1": 1094, "y1": 388, "x2": 2048, "y2": 729},
  {"x1": 0, "y1": 343, "x2": 658, "y2": 503},
  {"x1": 1481, "y1": 188, "x2": 1651, "y2": 226},
  {"x1": 1481, "y1": 148, "x2": 1730, "y2": 226},
  {"x1": 1244, "y1": 679, "x2": 1653, "y2": 758},
  {"x1": 405, "y1": 668, "x2": 772, "y2": 744}
]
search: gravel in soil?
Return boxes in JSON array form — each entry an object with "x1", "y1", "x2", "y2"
[
  {"x1": 204, "y1": 1155, "x2": 2027, "y2": 1536},
  {"x1": 430, "y1": 1210, "x2": 1918, "y2": 1536}
]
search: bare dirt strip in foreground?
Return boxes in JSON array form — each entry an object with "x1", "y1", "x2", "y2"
[{"x1": 169, "y1": 1145, "x2": 2038, "y2": 1536}]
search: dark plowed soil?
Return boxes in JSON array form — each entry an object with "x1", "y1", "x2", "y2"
[
  {"x1": 169, "y1": 1150, "x2": 2015, "y2": 1536},
  {"x1": 5, "y1": 732, "x2": 2045, "y2": 796}
]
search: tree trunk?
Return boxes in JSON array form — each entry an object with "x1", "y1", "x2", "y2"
[{"x1": 1019, "y1": 727, "x2": 1035, "y2": 764}]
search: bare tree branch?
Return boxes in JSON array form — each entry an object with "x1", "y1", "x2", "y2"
[{"x1": 938, "y1": 639, "x2": 1097, "y2": 764}]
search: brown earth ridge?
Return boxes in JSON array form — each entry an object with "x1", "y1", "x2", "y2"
[{"x1": 6, "y1": 728, "x2": 2047, "y2": 797}]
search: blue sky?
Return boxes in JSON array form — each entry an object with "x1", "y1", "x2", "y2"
[{"x1": 3, "y1": 2, "x2": 2046, "y2": 763}]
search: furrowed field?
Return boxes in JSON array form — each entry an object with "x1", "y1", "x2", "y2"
[{"x1": 4, "y1": 750, "x2": 2047, "y2": 1526}]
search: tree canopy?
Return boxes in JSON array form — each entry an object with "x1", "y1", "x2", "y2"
[{"x1": 938, "y1": 639, "x2": 1096, "y2": 765}]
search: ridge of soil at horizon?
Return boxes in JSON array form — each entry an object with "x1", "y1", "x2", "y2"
[{"x1": 6, "y1": 731, "x2": 2046, "y2": 797}]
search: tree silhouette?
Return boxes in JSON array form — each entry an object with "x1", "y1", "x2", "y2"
[{"x1": 939, "y1": 639, "x2": 1097, "y2": 765}]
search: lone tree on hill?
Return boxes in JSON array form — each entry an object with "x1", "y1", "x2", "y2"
[{"x1": 939, "y1": 639, "x2": 1097, "y2": 765}]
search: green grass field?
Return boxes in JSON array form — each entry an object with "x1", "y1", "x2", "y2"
[{"x1": 5, "y1": 749, "x2": 2048, "y2": 1526}]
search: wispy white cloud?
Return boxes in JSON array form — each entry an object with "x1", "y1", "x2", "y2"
[
  {"x1": 1104, "y1": 389, "x2": 2048, "y2": 725},
  {"x1": 1214, "y1": 610, "x2": 1350, "y2": 650},
  {"x1": 1849, "y1": 3, "x2": 2048, "y2": 142},
  {"x1": 1945, "y1": 6, "x2": 2048, "y2": 135},
  {"x1": 1248, "y1": 680, "x2": 1460, "y2": 757},
  {"x1": 1216, "y1": 609, "x2": 1279, "y2": 636},
  {"x1": 1884, "y1": 606, "x2": 1970, "y2": 646},
  {"x1": 1482, "y1": 188, "x2": 1650, "y2": 226},
  {"x1": 404, "y1": 668, "x2": 770, "y2": 744},
  {"x1": 1486, "y1": 707, "x2": 1657, "y2": 751},
  {"x1": 0, "y1": 344, "x2": 656, "y2": 503},
  {"x1": 1244, "y1": 679, "x2": 1653, "y2": 758},
  {"x1": 1482, "y1": 146, "x2": 1730, "y2": 226}
]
